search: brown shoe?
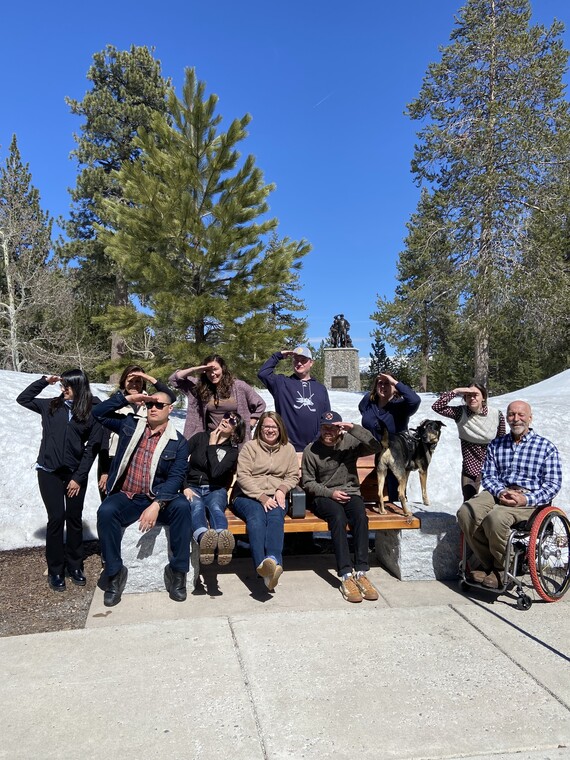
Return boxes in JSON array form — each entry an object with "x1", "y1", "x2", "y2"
[
  {"x1": 482, "y1": 570, "x2": 502, "y2": 589},
  {"x1": 217, "y1": 529, "x2": 235, "y2": 566},
  {"x1": 354, "y1": 574, "x2": 379, "y2": 601},
  {"x1": 199, "y1": 529, "x2": 218, "y2": 565},
  {"x1": 468, "y1": 570, "x2": 488, "y2": 584},
  {"x1": 257, "y1": 557, "x2": 277, "y2": 578},
  {"x1": 341, "y1": 575, "x2": 362, "y2": 603},
  {"x1": 265, "y1": 564, "x2": 283, "y2": 591}
]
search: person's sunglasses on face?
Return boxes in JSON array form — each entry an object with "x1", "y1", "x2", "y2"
[{"x1": 144, "y1": 400, "x2": 170, "y2": 410}]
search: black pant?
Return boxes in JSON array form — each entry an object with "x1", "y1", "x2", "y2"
[
  {"x1": 37, "y1": 469, "x2": 87, "y2": 575},
  {"x1": 312, "y1": 494, "x2": 370, "y2": 576}
]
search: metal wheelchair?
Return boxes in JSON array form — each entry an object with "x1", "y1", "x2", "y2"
[{"x1": 459, "y1": 505, "x2": 570, "y2": 610}]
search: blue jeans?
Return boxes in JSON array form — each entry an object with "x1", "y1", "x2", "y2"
[
  {"x1": 97, "y1": 493, "x2": 192, "y2": 577},
  {"x1": 186, "y1": 486, "x2": 229, "y2": 541},
  {"x1": 232, "y1": 496, "x2": 285, "y2": 570}
]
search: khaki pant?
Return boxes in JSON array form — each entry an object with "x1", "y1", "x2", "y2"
[{"x1": 457, "y1": 491, "x2": 533, "y2": 571}]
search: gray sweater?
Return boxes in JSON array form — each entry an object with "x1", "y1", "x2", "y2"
[{"x1": 301, "y1": 424, "x2": 382, "y2": 499}]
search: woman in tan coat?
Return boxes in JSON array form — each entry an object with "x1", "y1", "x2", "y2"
[{"x1": 232, "y1": 411, "x2": 298, "y2": 590}]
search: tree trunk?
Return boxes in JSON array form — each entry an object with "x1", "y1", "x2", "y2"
[
  {"x1": 1, "y1": 234, "x2": 21, "y2": 372},
  {"x1": 109, "y1": 276, "x2": 129, "y2": 384},
  {"x1": 474, "y1": 322, "x2": 489, "y2": 388}
]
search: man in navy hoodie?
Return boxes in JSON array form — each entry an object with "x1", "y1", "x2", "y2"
[{"x1": 258, "y1": 346, "x2": 331, "y2": 453}]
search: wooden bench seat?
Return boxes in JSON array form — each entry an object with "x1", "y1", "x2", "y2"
[
  {"x1": 226, "y1": 453, "x2": 421, "y2": 535},
  {"x1": 226, "y1": 504, "x2": 420, "y2": 535}
]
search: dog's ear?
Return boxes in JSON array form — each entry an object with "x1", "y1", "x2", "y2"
[{"x1": 435, "y1": 420, "x2": 446, "y2": 428}]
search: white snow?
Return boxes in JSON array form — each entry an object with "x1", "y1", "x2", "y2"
[{"x1": 1, "y1": 368, "x2": 568, "y2": 551}]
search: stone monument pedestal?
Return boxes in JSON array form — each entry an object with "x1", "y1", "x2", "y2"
[{"x1": 324, "y1": 348, "x2": 360, "y2": 392}]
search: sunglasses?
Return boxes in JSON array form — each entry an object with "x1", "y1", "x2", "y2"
[
  {"x1": 144, "y1": 400, "x2": 170, "y2": 410},
  {"x1": 223, "y1": 412, "x2": 238, "y2": 426}
]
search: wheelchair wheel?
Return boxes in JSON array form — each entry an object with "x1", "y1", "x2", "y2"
[{"x1": 527, "y1": 507, "x2": 570, "y2": 602}]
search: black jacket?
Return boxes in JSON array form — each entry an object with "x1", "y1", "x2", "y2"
[
  {"x1": 17, "y1": 377, "x2": 103, "y2": 484},
  {"x1": 184, "y1": 431, "x2": 238, "y2": 490}
]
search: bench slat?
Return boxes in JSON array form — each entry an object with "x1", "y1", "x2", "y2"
[{"x1": 226, "y1": 505, "x2": 420, "y2": 535}]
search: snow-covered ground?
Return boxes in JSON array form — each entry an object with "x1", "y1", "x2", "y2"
[{"x1": 1, "y1": 368, "x2": 568, "y2": 551}]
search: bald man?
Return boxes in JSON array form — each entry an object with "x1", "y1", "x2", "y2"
[{"x1": 457, "y1": 400, "x2": 562, "y2": 589}]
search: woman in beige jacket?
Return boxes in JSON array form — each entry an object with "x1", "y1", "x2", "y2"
[{"x1": 232, "y1": 411, "x2": 298, "y2": 590}]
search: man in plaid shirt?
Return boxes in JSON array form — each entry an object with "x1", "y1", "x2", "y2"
[
  {"x1": 95, "y1": 387, "x2": 190, "y2": 606},
  {"x1": 457, "y1": 400, "x2": 562, "y2": 589}
]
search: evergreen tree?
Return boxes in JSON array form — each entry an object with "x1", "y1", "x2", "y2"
[
  {"x1": 371, "y1": 188, "x2": 460, "y2": 391},
  {"x1": 98, "y1": 68, "x2": 310, "y2": 385},
  {"x1": 407, "y1": 0, "x2": 569, "y2": 385},
  {"x1": 0, "y1": 137, "x2": 98, "y2": 372},
  {"x1": 367, "y1": 335, "x2": 393, "y2": 383},
  {"x1": 63, "y1": 45, "x2": 170, "y2": 372}
]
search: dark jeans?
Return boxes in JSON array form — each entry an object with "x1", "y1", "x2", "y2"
[
  {"x1": 97, "y1": 493, "x2": 192, "y2": 577},
  {"x1": 312, "y1": 494, "x2": 370, "y2": 577},
  {"x1": 37, "y1": 468, "x2": 87, "y2": 576},
  {"x1": 232, "y1": 496, "x2": 285, "y2": 569}
]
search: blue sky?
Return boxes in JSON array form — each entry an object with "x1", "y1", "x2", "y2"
[{"x1": 1, "y1": 1, "x2": 569, "y2": 360}]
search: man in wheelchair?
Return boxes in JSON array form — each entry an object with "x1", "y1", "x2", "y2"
[{"x1": 457, "y1": 400, "x2": 562, "y2": 589}]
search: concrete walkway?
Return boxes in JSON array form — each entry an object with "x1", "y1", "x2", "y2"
[{"x1": 1, "y1": 555, "x2": 569, "y2": 760}]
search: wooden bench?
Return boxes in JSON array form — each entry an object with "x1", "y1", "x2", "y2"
[{"x1": 227, "y1": 454, "x2": 421, "y2": 534}]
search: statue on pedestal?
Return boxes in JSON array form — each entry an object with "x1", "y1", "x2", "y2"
[{"x1": 328, "y1": 314, "x2": 353, "y2": 348}]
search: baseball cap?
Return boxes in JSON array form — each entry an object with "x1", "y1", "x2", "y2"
[
  {"x1": 292, "y1": 345, "x2": 313, "y2": 359},
  {"x1": 320, "y1": 411, "x2": 342, "y2": 425}
]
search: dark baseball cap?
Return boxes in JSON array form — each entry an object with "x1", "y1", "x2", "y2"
[{"x1": 320, "y1": 411, "x2": 342, "y2": 425}]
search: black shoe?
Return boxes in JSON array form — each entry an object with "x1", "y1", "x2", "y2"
[
  {"x1": 48, "y1": 574, "x2": 66, "y2": 592},
  {"x1": 164, "y1": 564, "x2": 187, "y2": 602},
  {"x1": 104, "y1": 566, "x2": 128, "y2": 607},
  {"x1": 66, "y1": 568, "x2": 87, "y2": 586}
]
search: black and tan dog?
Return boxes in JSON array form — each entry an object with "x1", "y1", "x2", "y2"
[{"x1": 375, "y1": 420, "x2": 445, "y2": 516}]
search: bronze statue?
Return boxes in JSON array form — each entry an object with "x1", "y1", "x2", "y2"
[{"x1": 328, "y1": 314, "x2": 352, "y2": 348}]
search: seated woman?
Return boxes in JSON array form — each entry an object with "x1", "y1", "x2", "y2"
[
  {"x1": 169, "y1": 354, "x2": 265, "y2": 441},
  {"x1": 184, "y1": 412, "x2": 246, "y2": 566},
  {"x1": 232, "y1": 411, "x2": 299, "y2": 591},
  {"x1": 432, "y1": 383, "x2": 505, "y2": 500}
]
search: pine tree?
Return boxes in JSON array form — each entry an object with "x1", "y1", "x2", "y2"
[
  {"x1": 407, "y1": 0, "x2": 569, "y2": 385},
  {"x1": 63, "y1": 45, "x2": 169, "y2": 372},
  {"x1": 0, "y1": 137, "x2": 97, "y2": 372},
  {"x1": 371, "y1": 188, "x2": 460, "y2": 391},
  {"x1": 367, "y1": 336, "x2": 392, "y2": 382},
  {"x1": 98, "y1": 68, "x2": 310, "y2": 385}
]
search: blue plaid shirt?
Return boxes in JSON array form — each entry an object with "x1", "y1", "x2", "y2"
[{"x1": 482, "y1": 429, "x2": 562, "y2": 507}]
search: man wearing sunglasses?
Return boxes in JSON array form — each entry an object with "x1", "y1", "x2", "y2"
[
  {"x1": 93, "y1": 387, "x2": 191, "y2": 606},
  {"x1": 258, "y1": 345, "x2": 331, "y2": 452}
]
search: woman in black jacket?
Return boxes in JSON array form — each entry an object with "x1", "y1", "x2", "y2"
[
  {"x1": 184, "y1": 412, "x2": 245, "y2": 566},
  {"x1": 17, "y1": 370, "x2": 102, "y2": 591}
]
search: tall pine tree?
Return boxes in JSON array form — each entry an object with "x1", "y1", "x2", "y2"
[
  {"x1": 0, "y1": 136, "x2": 93, "y2": 371},
  {"x1": 406, "y1": 0, "x2": 569, "y2": 386},
  {"x1": 372, "y1": 188, "x2": 460, "y2": 391},
  {"x1": 64, "y1": 45, "x2": 169, "y2": 373},
  {"x1": 98, "y1": 68, "x2": 310, "y2": 384}
]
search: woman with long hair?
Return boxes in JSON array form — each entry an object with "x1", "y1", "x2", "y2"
[
  {"x1": 97, "y1": 365, "x2": 171, "y2": 499},
  {"x1": 184, "y1": 412, "x2": 246, "y2": 566},
  {"x1": 358, "y1": 372, "x2": 421, "y2": 503},
  {"x1": 169, "y1": 354, "x2": 265, "y2": 441},
  {"x1": 17, "y1": 370, "x2": 102, "y2": 591},
  {"x1": 432, "y1": 383, "x2": 506, "y2": 500},
  {"x1": 232, "y1": 411, "x2": 298, "y2": 591}
]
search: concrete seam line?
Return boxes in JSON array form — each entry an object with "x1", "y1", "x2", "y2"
[
  {"x1": 450, "y1": 603, "x2": 570, "y2": 713},
  {"x1": 227, "y1": 617, "x2": 270, "y2": 760}
]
